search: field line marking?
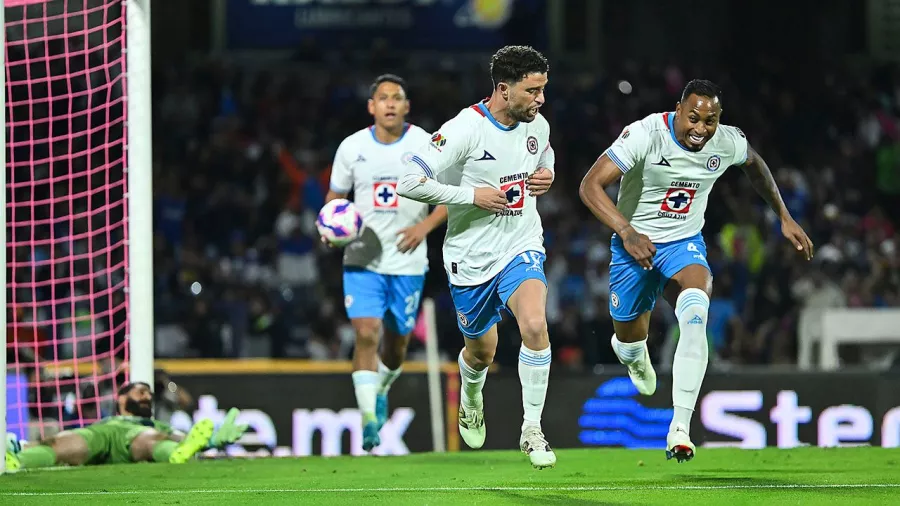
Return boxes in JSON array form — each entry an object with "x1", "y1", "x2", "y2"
[{"x1": 3, "y1": 483, "x2": 900, "y2": 496}]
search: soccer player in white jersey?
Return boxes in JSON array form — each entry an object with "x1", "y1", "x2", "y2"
[
  {"x1": 325, "y1": 74, "x2": 448, "y2": 452},
  {"x1": 579, "y1": 80, "x2": 814, "y2": 462},
  {"x1": 397, "y1": 46, "x2": 558, "y2": 469}
]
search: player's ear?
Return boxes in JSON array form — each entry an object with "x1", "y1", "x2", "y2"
[
  {"x1": 498, "y1": 82, "x2": 510, "y2": 100},
  {"x1": 367, "y1": 98, "x2": 375, "y2": 116}
]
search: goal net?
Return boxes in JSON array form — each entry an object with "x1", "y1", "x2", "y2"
[{"x1": 3, "y1": 0, "x2": 152, "y2": 451}]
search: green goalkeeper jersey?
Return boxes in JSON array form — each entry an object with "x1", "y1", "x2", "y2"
[{"x1": 72, "y1": 415, "x2": 176, "y2": 465}]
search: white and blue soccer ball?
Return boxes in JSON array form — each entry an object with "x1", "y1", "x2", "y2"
[{"x1": 316, "y1": 198, "x2": 364, "y2": 248}]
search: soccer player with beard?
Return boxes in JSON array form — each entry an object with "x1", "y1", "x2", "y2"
[
  {"x1": 5, "y1": 382, "x2": 248, "y2": 471},
  {"x1": 397, "y1": 46, "x2": 557, "y2": 469},
  {"x1": 579, "y1": 79, "x2": 814, "y2": 462}
]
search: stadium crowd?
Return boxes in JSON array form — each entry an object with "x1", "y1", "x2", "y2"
[{"x1": 146, "y1": 50, "x2": 898, "y2": 369}]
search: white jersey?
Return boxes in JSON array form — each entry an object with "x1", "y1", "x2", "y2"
[
  {"x1": 603, "y1": 111, "x2": 748, "y2": 243},
  {"x1": 330, "y1": 124, "x2": 433, "y2": 275},
  {"x1": 406, "y1": 101, "x2": 555, "y2": 286}
]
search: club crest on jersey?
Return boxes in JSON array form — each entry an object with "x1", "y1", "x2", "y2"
[
  {"x1": 501, "y1": 180, "x2": 525, "y2": 210},
  {"x1": 659, "y1": 187, "x2": 696, "y2": 219},
  {"x1": 373, "y1": 182, "x2": 399, "y2": 208},
  {"x1": 526, "y1": 136, "x2": 539, "y2": 155},
  {"x1": 706, "y1": 155, "x2": 721, "y2": 171}
]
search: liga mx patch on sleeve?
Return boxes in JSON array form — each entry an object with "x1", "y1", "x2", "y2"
[{"x1": 373, "y1": 182, "x2": 399, "y2": 208}]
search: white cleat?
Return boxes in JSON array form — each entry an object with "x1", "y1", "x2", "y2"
[
  {"x1": 458, "y1": 403, "x2": 486, "y2": 449},
  {"x1": 612, "y1": 336, "x2": 657, "y2": 395},
  {"x1": 666, "y1": 423, "x2": 696, "y2": 463},
  {"x1": 520, "y1": 426, "x2": 556, "y2": 469}
]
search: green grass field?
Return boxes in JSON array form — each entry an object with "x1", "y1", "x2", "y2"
[{"x1": 2, "y1": 447, "x2": 899, "y2": 505}]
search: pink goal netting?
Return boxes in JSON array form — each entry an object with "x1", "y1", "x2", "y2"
[{"x1": 5, "y1": 0, "x2": 131, "y2": 441}]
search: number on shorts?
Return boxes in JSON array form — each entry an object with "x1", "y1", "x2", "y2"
[
  {"x1": 687, "y1": 242, "x2": 699, "y2": 253},
  {"x1": 405, "y1": 290, "x2": 421, "y2": 315},
  {"x1": 520, "y1": 251, "x2": 543, "y2": 264}
]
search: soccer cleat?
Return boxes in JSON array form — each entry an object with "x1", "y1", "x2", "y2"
[
  {"x1": 5, "y1": 450, "x2": 21, "y2": 473},
  {"x1": 457, "y1": 403, "x2": 486, "y2": 449},
  {"x1": 520, "y1": 426, "x2": 556, "y2": 469},
  {"x1": 169, "y1": 418, "x2": 214, "y2": 464},
  {"x1": 7, "y1": 433, "x2": 21, "y2": 455},
  {"x1": 613, "y1": 336, "x2": 657, "y2": 395},
  {"x1": 362, "y1": 420, "x2": 381, "y2": 452},
  {"x1": 665, "y1": 423, "x2": 696, "y2": 463},
  {"x1": 376, "y1": 393, "x2": 389, "y2": 431}
]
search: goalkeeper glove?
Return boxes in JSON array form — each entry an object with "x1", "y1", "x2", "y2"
[{"x1": 208, "y1": 407, "x2": 249, "y2": 449}]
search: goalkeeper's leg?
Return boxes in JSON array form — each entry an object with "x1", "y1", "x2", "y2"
[
  {"x1": 6, "y1": 430, "x2": 97, "y2": 471},
  {"x1": 129, "y1": 419, "x2": 214, "y2": 464}
]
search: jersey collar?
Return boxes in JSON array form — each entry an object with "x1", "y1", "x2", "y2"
[
  {"x1": 665, "y1": 112, "x2": 691, "y2": 152},
  {"x1": 369, "y1": 123, "x2": 410, "y2": 145},
  {"x1": 474, "y1": 101, "x2": 519, "y2": 132}
]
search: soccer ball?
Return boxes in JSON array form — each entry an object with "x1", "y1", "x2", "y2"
[{"x1": 316, "y1": 199, "x2": 364, "y2": 247}]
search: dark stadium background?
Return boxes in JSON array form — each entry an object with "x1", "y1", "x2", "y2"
[{"x1": 145, "y1": 1, "x2": 898, "y2": 370}]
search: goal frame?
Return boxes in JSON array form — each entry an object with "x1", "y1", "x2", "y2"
[{"x1": 0, "y1": 0, "x2": 154, "y2": 474}]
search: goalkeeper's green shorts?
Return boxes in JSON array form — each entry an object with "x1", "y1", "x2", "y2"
[{"x1": 70, "y1": 420, "x2": 154, "y2": 465}]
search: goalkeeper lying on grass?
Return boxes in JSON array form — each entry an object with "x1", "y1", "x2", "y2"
[{"x1": 5, "y1": 381, "x2": 248, "y2": 472}]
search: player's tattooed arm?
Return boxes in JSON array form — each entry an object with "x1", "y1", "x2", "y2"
[
  {"x1": 740, "y1": 145, "x2": 814, "y2": 260},
  {"x1": 739, "y1": 146, "x2": 790, "y2": 220}
]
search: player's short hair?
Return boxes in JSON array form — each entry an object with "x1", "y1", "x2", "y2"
[
  {"x1": 369, "y1": 74, "x2": 408, "y2": 98},
  {"x1": 680, "y1": 79, "x2": 722, "y2": 104},
  {"x1": 118, "y1": 381, "x2": 151, "y2": 397},
  {"x1": 490, "y1": 45, "x2": 549, "y2": 88}
]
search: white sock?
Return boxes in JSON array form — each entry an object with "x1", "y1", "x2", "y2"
[
  {"x1": 351, "y1": 370, "x2": 379, "y2": 423},
  {"x1": 377, "y1": 360, "x2": 402, "y2": 395},
  {"x1": 670, "y1": 288, "x2": 710, "y2": 434},
  {"x1": 612, "y1": 334, "x2": 648, "y2": 366},
  {"x1": 458, "y1": 349, "x2": 487, "y2": 410},
  {"x1": 518, "y1": 344, "x2": 551, "y2": 431}
]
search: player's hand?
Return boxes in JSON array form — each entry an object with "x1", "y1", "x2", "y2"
[
  {"x1": 525, "y1": 167, "x2": 553, "y2": 197},
  {"x1": 208, "y1": 408, "x2": 249, "y2": 449},
  {"x1": 396, "y1": 223, "x2": 428, "y2": 253},
  {"x1": 621, "y1": 228, "x2": 656, "y2": 270},
  {"x1": 473, "y1": 187, "x2": 509, "y2": 213},
  {"x1": 781, "y1": 217, "x2": 814, "y2": 261},
  {"x1": 320, "y1": 235, "x2": 337, "y2": 249}
]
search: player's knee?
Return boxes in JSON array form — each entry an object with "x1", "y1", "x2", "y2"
[
  {"x1": 518, "y1": 315, "x2": 548, "y2": 345},
  {"x1": 353, "y1": 320, "x2": 382, "y2": 349},
  {"x1": 467, "y1": 347, "x2": 495, "y2": 369}
]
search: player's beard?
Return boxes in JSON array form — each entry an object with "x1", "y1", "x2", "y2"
[
  {"x1": 509, "y1": 103, "x2": 537, "y2": 123},
  {"x1": 125, "y1": 397, "x2": 153, "y2": 418}
]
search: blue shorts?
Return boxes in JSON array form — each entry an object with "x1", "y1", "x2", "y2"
[
  {"x1": 608, "y1": 233, "x2": 710, "y2": 321},
  {"x1": 449, "y1": 251, "x2": 547, "y2": 339},
  {"x1": 342, "y1": 267, "x2": 425, "y2": 335}
]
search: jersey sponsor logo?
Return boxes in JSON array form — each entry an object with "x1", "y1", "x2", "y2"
[
  {"x1": 498, "y1": 172, "x2": 528, "y2": 216},
  {"x1": 501, "y1": 180, "x2": 525, "y2": 209},
  {"x1": 735, "y1": 127, "x2": 746, "y2": 138},
  {"x1": 526, "y1": 136, "x2": 539, "y2": 155},
  {"x1": 355, "y1": 154, "x2": 366, "y2": 163},
  {"x1": 373, "y1": 182, "x2": 399, "y2": 208},
  {"x1": 658, "y1": 187, "x2": 696, "y2": 220},
  {"x1": 706, "y1": 155, "x2": 722, "y2": 171},
  {"x1": 621, "y1": 129, "x2": 630, "y2": 139}
]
